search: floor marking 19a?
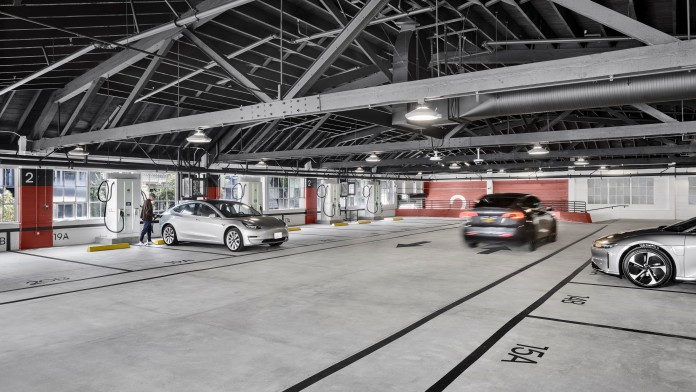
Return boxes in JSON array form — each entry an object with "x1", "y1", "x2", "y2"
[
  {"x1": 561, "y1": 295, "x2": 589, "y2": 305},
  {"x1": 501, "y1": 344, "x2": 549, "y2": 364}
]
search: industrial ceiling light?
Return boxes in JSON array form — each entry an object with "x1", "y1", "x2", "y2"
[
  {"x1": 68, "y1": 145, "x2": 89, "y2": 157},
  {"x1": 417, "y1": 171, "x2": 423, "y2": 176},
  {"x1": 429, "y1": 150, "x2": 443, "y2": 161},
  {"x1": 600, "y1": 166, "x2": 607, "y2": 170},
  {"x1": 355, "y1": 166, "x2": 365, "y2": 173},
  {"x1": 528, "y1": 144, "x2": 549, "y2": 155},
  {"x1": 463, "y1": 161, "x2": 471, "y2": 166},
  {"x1": 255, "y1": 160, "x2": 267, "y2": 168},
  {"x1": 405, "y1": 100, "x2": 442, "y2": 122},
  {"x1": 365, "y1": 153, "x2": 381, "y2": 162},
  {"x1": 449, "y1": 162, "x2": 461, "y2": 170},
  {"x1": 668, "y1": 162, "x2": 677, "y2": 166},
  {"x1": 499, "y1": 169, "x2": 505, "y2": 173},
  {"x1": 574, "y1": 157, "x2": 589, "y2": 166},
  {"x1": 186, "y1": 128, "x2": 211, "y2": 143}
]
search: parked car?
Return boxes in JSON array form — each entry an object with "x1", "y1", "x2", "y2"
[
  {"x1": 159, "y1": 200, "x2": 288, "y2": 252},
  {"x1": 591, "y1": 218, "x2": 696, "y2": 288},
  {"x1": 462, "y1": 193, "x2": 557, "y2": 251}
]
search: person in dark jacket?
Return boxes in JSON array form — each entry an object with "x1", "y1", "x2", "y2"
[{"x1": 139, "y1": 193, "x2": 156, "y2": 245}]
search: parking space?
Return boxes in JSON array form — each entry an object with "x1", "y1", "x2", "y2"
[{"x1": 0, "y1": 219, "x2": 694, "y2": 391}]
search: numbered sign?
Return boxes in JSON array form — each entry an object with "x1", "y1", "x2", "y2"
[
  {"x1": 20, "y1": 168, "x2": 52, "y2": 187},
  {"x1": 306, "y1": 178, "x2": 317, "y2": 189}
]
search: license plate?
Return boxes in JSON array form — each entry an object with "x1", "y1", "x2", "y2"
[
  {"x1": 482, "y1": 216, "x2": 497, "y2": 223},
  {"x1": 274, "y1": 232, "x2": 283, "y2": 239}
]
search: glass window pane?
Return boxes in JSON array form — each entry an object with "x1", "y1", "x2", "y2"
[
  {"x1": 53, "y1": 187, "x2": 63, "y2": 202},
  {"x1": 76, "y1": 187, "x2": 87, "y2": 203},
  {"x1": 64, "y1": 187, "x2": 76, "y2": 202},
  {"x1": 63, "y1": 204, "x2": 74, "y2": 219},
  {"x1": 63, "y1": 171, "x2": 76, "y2": 187},
  {"x1": 77, "y1": 171, "x2": 87, "y2": 186}
]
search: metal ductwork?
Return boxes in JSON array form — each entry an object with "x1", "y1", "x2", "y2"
[{"x1": 461, "y1": 72, "x2": 696, "y2": 119}]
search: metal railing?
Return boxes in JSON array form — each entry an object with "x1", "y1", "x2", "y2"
[{"x1": 397, "y1": 199, "x2": 587, "y2": 213}]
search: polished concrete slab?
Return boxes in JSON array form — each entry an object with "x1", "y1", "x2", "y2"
[{"x1": 0, "y1": 218, "x2": 694, "y2": 391}]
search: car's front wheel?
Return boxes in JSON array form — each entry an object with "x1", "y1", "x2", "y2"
[
  {"x1": 225, "y1": 227, "x2": 245, "y2": 252},
  {"x1": 162, "y1": 225, "x2": 178, "y2": 246},
  {"x1": 621, "y1": 245, "x2": 673, "y2": 288}
]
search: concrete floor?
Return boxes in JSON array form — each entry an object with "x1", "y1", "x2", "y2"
[{"x1": 1, "y1": 218, "x2": 695, "y2": 391}]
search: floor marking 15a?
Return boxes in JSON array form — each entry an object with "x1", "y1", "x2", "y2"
[
  {"x1": 26, "y1": 277, "x2": 70, "y2": 286},
  {"x1": 562, "y1": 295, "x2": 589, "y2": 305},
  {"x1": 501, "y1": 344, "x2": 549, "y2": 364}
]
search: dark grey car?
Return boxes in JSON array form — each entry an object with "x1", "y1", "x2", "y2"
[
  {"x1": 592, "y1": 217, "x2": 696, "y2": 288},
  {"x1": 463, "y1": 193, "x2": 557, "y2": 251}
]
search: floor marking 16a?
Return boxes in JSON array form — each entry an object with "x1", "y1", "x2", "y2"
[
  {"x1": 164, "y1": 259, "x2": 194, "y2": 265},
  {"x1": 501, "y1": 344, "x2": 549, "y2": 364},
  {"x1": 562, "y1": 295, "x2": 589, "y2": 305},
  {"x1": 26, "y1": 277, "x2": 70, "y2": 286}
]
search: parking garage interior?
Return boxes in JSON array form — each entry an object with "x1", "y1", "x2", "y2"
[{"x1": 1, "y1": 1, "x2": 696, "y2": 391}]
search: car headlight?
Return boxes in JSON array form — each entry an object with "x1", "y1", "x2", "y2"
[
  {"x1": 242, "y1": 221, "x2": 260, "y2": 229},
  {"x1": 593, "y1": 240, "x2": 616, "y2": 249}
]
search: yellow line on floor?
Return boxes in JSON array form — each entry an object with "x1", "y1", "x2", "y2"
[
  {"x1": 332, "y1": 222, "x2": 349, "y2": 227},
  {"x1": 288, "y1": 227, "x2": 302, "y2": 232},
  {"x1": 391, "y1": 217, "x2": 404, "y2": 221},
  {"x1": 152, "y1": 239, "x2": 165, "y2": 245},
  {"x1": 357, "y1": 220, "x2": 371, "y2": 224},
  {"x1": 87, "y1": 243, "x2": 130, "y2": 252}
]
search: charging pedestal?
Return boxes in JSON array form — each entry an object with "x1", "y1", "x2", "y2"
[
  {"x1": 240, "y1": 178, "x2": 262, "y2": 212},
  {"x1": 317, "y1": 179, "x2": 342, "y2": 224},
  {"x1": 97, "y1": 173, "x2": 142, "y2": 244},
  {"x1": 362, "y1": 180, "x2": 384, "y2": 221}
]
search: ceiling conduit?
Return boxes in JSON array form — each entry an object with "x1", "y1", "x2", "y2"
[{"x1": 461, "y1": 72, "x2": 696, "y2": 119}]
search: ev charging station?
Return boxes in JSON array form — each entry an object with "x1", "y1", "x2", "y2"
[
  {"x1": 239, "y1": 177, "x2": 262, "y2": 212},
  {"x1": 362, "y1": 180, "x2": 383, "y2": 221},
  {"x1": 317, "y1": 179, "x2": 341, "y2": 224},
  {"x1": 98, "y1": 173, "x2": 142, "y2": 243}
]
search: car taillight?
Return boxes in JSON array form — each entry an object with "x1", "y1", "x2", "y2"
[
  {"x1": 501, "y1": 211, "x2": 525, "y2": 220},
  {"x1": 460, "y1": 211, "x2": 478, "y2": 218}
]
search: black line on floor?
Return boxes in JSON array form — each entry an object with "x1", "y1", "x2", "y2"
[
  {"x1": 281, "y1": 226, "x2": 607, "y2": 392},
  {"x1": 0, "y1": 224, "x2": 458, "y2": 296},
  {"x1": 526, "y1": 315, "x2": 696, "y2": 342},
  {"x1": 568, "y1": 281, "x2": 696, "y2": 295},
  {"x1": 424, "y1": 260, "x2": 598, "y2": 392},
  {"x1": 11, "y1": 251, "x2": 133, "y2": 272},
  {"x1": 0, "y1": 224, "x2": 461, "y2": 306}
]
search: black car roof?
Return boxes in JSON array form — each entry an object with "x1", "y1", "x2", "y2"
[{"x1": 483, "y1": 193, "x2": 530, "y2": 198}]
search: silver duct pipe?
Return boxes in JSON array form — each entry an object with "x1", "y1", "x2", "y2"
[{"x1": 461, "y1": 71, "x2": 696, "y2": 119}]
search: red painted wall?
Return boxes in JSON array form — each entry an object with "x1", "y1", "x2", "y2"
[
  {"x1": 305, "y1": 179, "x2": 317, "y2": 224},
  {"x1": 19, "y1": 168, "x2": 53, "y2": 250},
  {"x1": 424, "y1": 181, "x2": 487, "y2": 207},
  {"x1": 492, "y1": 179, "x2": 568, "y2": 202}
]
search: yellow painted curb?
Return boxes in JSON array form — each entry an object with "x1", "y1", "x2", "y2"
[
  {"x1": 152, "y1": 239, "x2": 165, "y2": 245},
  {"x1": 332, "y1": 222, "x2": 349, "y2": 227},
  {"x1": 87, "y1": 243, "x2": 130, "y2": 252},
  {"x1": 288, "y1": 227, "x2": 302, "y2": 232},
  {"x1": 357, "y1": 220, "x2": 371, "y2": 224},
  {"x1": 391, "y1": 217, "x2": 404, "y2": 221}
]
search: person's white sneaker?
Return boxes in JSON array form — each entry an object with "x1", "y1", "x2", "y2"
[
  {"x1": 137, "y1": 241, "x2": 145, "y2": 246},
  {"x1": 145, "y1": 241, "x2": 153, "y2": 246}
]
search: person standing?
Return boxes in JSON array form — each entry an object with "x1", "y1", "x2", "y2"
[{"x1": 139, "y1": 193, "x2": 156, "y2": 246}]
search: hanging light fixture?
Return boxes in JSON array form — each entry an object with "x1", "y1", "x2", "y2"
[
  {"x1": 499, "y1": 169, "x2": 505, "y2": 173},
  {"x1": 463, "y1": 161, "x2": 471, "y2": 166},
  {"x1": 405, "y1": 100, "x2": 442, "y2": 122},
  {"x1": 68, "y1": 145, "x2": 89, "y2": 157},
  {"x1": 255, "y1": 160, "x2": 267, "y2": 168},
  {"x1": 574, "y1": 157, "x2": 589, "y2": 166},
  {"x1": 417, "y1": 171, "x2": 423, "y2": 176},
  {"x1": 365, "y1": 153, "x2": 380, "y2": 162},
  {"x1": 186, "y1": 128, "x2": 211, "y2": 143},
  {"x1": 528, "y1": 144, "x2": 549, "y2": 155},
  {"x1": 355, "y1": 167, "x2": 365, "y2": 173},
  {"x1": 599, "y1": 166, "x2": 607, "y2": 170},
  {"x1": 429, "y1": 150, "x2": 443, "y2": 161},
  {"x1": 449, "y1": 162, "x2": 461, "y2": 170}
]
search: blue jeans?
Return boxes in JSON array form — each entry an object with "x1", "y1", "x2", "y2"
[{"x1": 140, "y1": 220, "x2": 153, "y2": 242}]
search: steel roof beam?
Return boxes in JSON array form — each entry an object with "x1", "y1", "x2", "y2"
[
  {"x1": 61, "y1": 77, "x2": 105, "y2": 136},
  {"x1": 283, "y1": 0, "x2": 391, "y2": 99},
  {"x1": 550, "y1": 0, "x2": 678, "y2": 45},
  {"x1": 633, "y1": 103, "x2": 678, "y2": 123},
  {"x1": 32, "y1": 39, "x2": 696, "y2": 150}
]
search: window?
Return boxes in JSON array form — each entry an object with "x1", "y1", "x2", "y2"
[
  {"x1": 221, "y1": 175, "x2": 242, "y2": 200},
  {"x1": 267, "y1": 177, "x2": 303, "y2": 210},
  {"x1": 0, "y1": 167, "x2": 16, "y2": 222},
  {"x1": 689, "y1": 178, "x2": 696, "y2": 205},
  {"x1": 588, "y1": 178, "x2": 653, "y2": 205},
  {"x1": 380, "y1": 180, "x2": 395, "y2": 206},
  {"x1": 198, "y1": 203, "x2": 217, "y2": 217},
  {"x1": 89, "y1": 172, "x2": 105, "y2": 218},
  {"x1": 53, "y1": 170, "x2": 88, "y2": 220},
  {"x1": 142, "y1": 173, "x2": 176, "y2": 213},
  {"x1": 173, "y1": 203, "x2": 197, "y2": 215}
]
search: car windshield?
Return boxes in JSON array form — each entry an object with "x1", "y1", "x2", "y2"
[
  {"x1": 661, "y1": 217, "x2": 696, "y2": 232},
  {"x1": 209, "y1": 201, "x2": 261, "y2": 218},
  {"x1": 475, "y1": 196, "x2": 519, "y2": 208}
]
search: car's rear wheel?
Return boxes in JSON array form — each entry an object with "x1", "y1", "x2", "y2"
[
  {"x1": 466, "y1": 241, "x2": 478, "y2": 248},
  {"x1": 225, "y1": 227, "x2": 245, "y2": 252},
  {"x1": 162, "y1": 225, "x2": 178, "y2": 246},
  {"x1": 621, "y1": 245, "x2": 673, "y2": 288},
  {"x1": 527, "y1": 239, "x2": 536, "y2": 251},
  {"x1": 549, "y1": 222, "x2": 557, "y2": 242}
]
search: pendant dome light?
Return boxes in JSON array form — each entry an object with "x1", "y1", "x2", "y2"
[
  {"x1": 186, "y1": 128, "x2": 211, "y2": 143},
  {"x1": 574, "y1": 157, "x2": 589, "y2": 166},
  {"x1": 405, "y1": 100, "x2": 442, "y2": 122},
  {"x1": 68, "y1": 145, "x2": 89, "y2": 157},
  {"x1": 429, "y1": 150, "x2": 443, "y2": 161},
  {"x1": 355, "y1": 167, "x2": 365, "y2": 173},
  {"x1": 449, "y1": 162, "x2": 461, "y2": 170},
  {"x1": 528, "y1": 144, "x2": 549, "y2": 155},
  {"x1": 255, "y1": 160, "x2": 267, "y2": 168},
  {"x1": 366, "y1": 153, "x2": 381, "y2": 162}
]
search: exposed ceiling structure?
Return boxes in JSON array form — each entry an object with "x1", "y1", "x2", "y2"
[{"x1": 1, "y1": 0, "x2": 696, "y2": 176}]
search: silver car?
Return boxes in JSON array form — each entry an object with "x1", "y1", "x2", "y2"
[
  {"x1": 159, "y1": 200, "x2": 288, "y2": 252},
  {"x1": 591, "y1": 218, "x2": 696, "y2": 288}
]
